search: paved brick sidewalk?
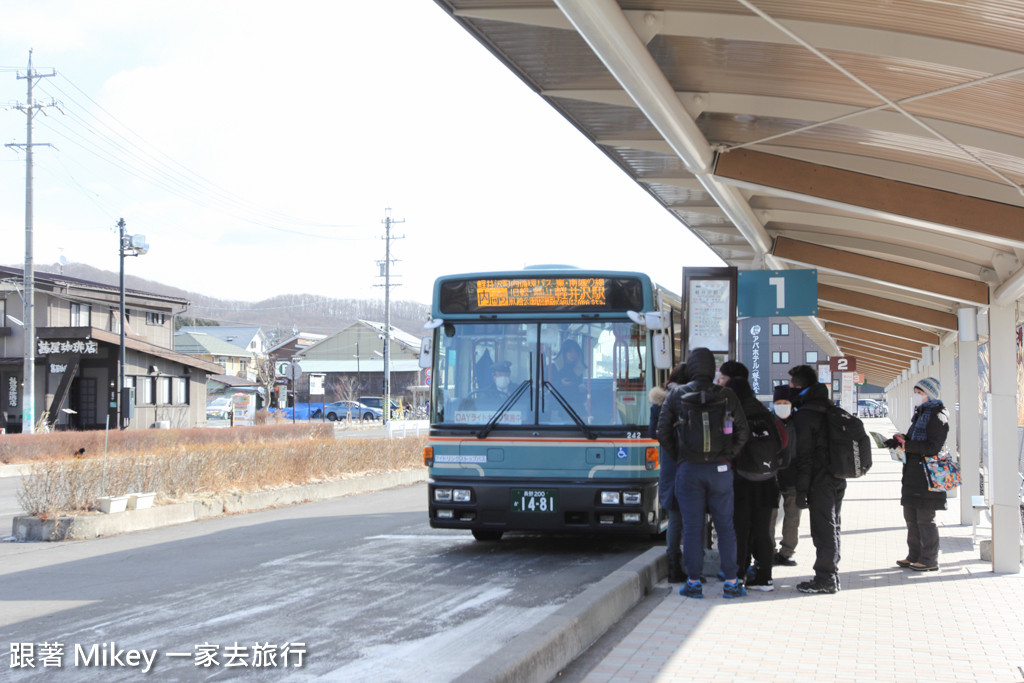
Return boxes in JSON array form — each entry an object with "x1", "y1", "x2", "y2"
[{"x1": 584, "y1": 444, "x2": 1024, "y2": 682}]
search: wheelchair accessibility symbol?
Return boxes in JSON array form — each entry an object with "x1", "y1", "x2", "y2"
[{"x1": 616, "y1": 447, "x2": 628, "y2": 459}]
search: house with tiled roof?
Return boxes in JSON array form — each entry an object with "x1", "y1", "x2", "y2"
[{"x1": 0, "y1": 265, "x2": 222, "y2": 431}]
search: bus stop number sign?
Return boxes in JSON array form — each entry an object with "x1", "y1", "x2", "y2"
[{"x1": 737, "y1": 269, "x2": 818, "y2": 317}]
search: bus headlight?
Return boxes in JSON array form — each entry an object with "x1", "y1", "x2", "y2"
[
  {"x1": 622, "y1": 512, "x2": 641, "y2": 523},
  {"x1": 453, "y1": 489, "x2": 472, "y2": 502},
  {"x1": 436, "y1": 509, "x2": 454, "y2": 519},
  {"x1": 622, "y1": 491, "x2": 641, "y2": 505},
  {"x1": 434, "y1": 488, "x2": 453, "y2": 502},
  {"x1": 600, "y1": 491, "x2": 620, "y2": 504}
]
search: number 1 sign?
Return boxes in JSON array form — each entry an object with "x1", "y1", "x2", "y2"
[{"x1": 736, "y1": 269, "x2": 818, "y2": 318}]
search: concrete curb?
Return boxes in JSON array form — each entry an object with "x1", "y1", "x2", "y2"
[
  {"x1": 454, "y1": 547, "x2": 665, "y2": 683},
  {"x1": 11, "y1": 468, "x2": 428, "y2": 541}
]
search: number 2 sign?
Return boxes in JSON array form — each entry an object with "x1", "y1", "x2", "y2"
[{"x1": 829, "y1": 356, "x2": 857, "y2": 372}]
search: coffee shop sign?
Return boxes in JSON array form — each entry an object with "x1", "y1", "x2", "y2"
[{"x1": 37, "y1": 340, "x2": 99, "y2": 355}]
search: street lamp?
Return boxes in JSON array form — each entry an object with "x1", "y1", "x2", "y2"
[{"x1": 118, "y1": 218, "x2": 148, "y2": 430}]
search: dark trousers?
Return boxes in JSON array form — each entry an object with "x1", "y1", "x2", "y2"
[
  {"x1": 677, "y1": 461, "x2": 737, "y2": 582},
  {"x1": 769, "y1": 487, "x2": 801, "y2": 560},
  {"x1": 903, "y1": 505, "x2": 939, "y2": 565},
  {"x1": 808, "y1": 471, "x2": 846, "y2": 582},
  {"x1": 733, "y1": 478, "x2": 774, "y2": 582}
]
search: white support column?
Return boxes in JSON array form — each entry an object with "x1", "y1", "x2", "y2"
[
  {"x1": 986, "y1": 297, "x2": 1022, "y2": 572},
  {"x1": 957, "y1": 309, "x2": 982, "y2": 526},
  {"x1": 937, "y1": 343, "x2": 958, "y2": 502}
]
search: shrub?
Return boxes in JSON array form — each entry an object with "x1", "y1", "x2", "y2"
[
  {"x1": 17, "y1": 435, "x2": 426, "y2": 517},
  {"x1": 0, "y1": 423, "x2": 334, "y2": 464}
]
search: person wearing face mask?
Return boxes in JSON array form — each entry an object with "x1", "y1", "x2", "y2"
[
  {"x1": 788, "y1": 364, "x2": 845, "y2": 594},
  {"x1": 769, "y1": 385, "x2": 800, "y2": 567},
  {"x1": 885, "y1": 377, "x2": 949, "y2": 572},
  {"x1": 462, "y1": 360, "x2": 520, "y2": 413}
]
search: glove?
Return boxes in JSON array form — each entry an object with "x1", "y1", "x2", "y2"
[{"x1": 796, "y1": 492, "x2": 809, "y2": 509}]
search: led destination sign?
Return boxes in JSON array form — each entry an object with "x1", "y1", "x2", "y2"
[
  {"x1": 478, "y1": 278, "x2": 605, "y2": 307},
  {"x1": 439, "y1": 276, "x2": 644, "y2": 313}
]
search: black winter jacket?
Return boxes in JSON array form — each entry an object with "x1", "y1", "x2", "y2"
[
  {"x1": 791, "y1": 382, "x2": 832, "y2": 497},
  {"x1": 901, "y1": 401, "x2": 949, "y2": 510},
  {"x1": 656, "y1": 348, "x2": 750, "y2": 464},
  {"x1": 775, "y1": 417, "x2": 798, "y2": 489}
]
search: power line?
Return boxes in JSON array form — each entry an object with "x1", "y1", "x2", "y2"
[{"x1": 19, "y1": 71, "x2": 374, "y2": 241}]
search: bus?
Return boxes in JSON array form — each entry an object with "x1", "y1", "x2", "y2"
[{"x1": 419, "y1": 268, "x2": 681, "y2": 540}]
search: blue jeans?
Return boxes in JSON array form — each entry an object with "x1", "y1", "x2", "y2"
[{"x1": 676, "y1": 461, "x2": 738, "y2": 582}]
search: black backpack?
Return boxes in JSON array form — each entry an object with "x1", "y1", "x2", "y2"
[
  {"x1": 735, "y1": 408, "x2": 790, "y2": 481},
  {"x1": 673, "y1": 384, "x2": 734, "y2": 463},
  {"x1": 814, "y1": 403, "x2": 873, "y2": 478}
]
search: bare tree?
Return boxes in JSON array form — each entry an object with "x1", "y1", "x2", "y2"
[{"x1": 254, "y1": 354, "x2": 279, "y2": 409}]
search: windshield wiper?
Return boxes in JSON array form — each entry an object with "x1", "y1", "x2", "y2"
[
  {"x1": 477, "y1": 380, "x2": 532, "y2": 439},
  {"x1": 542, "y1": 380, "x2": 597, "y2": 440}
]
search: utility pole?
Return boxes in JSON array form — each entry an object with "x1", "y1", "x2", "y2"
[
  {"x1": 5, "y1": 50, "x2": 55, "y2": 434},
  {"x1": 376, "y1": 208, "x2": 403, "y2": 426}
]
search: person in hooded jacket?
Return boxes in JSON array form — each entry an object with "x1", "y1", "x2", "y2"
[
  {"x1": 885, "y1": 377, "x2": 949, "y2": 572},
  {"x1": 769, "y1": 385, "x2": 800, "y2": 567},
  {"x1": 649, "y1": 362, "x2": 688, "y2": 583},
  {"x1": 657, "y1": 348, "x2": 750, "y2": 599},
  {"x1": 720, "y1": 362, "x2": 781, "y2": 591},
  {"x1": 789, "y1": 364, "x2": 845, "y2": 594}
]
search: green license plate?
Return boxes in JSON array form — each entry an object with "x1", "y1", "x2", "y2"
[{"x1": 511, "y1": 488, "x2": 558, "y2": 513}]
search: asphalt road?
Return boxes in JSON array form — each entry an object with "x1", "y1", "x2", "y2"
[{"x1": 1, "y1": 482, "x2": 654, "y2": 681}]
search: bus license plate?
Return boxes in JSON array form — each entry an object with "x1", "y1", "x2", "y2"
[{"x1": 511, "y1": 489, "x2": 557, "y2": 513}]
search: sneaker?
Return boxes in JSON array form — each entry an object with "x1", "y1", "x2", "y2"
[
  {"x1": 723, "y1": 579, "x2": 747, "y2": 599},
  {"x1": 773, "y1": 552, "x2": 797, "y2": 567},
  {"x1": 909, "y1": 562, "x2": 938, "y2": 572},
  {"x1": 895, "y1": 558, "x2": 914, "y2": 568},
  {"x1": 797, "y1": 577, "x2": 838, "y2": 594},
  {"x1": 744, "y1": 565, "x2": 757, "y2": 583},
  {"x1": 681, "y1": 580, "x2": 703, "y2": 599},
  {"x1": 746, "y1": 579, "x2": 774, "y2": 592}
]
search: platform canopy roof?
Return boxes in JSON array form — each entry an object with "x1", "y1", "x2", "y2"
[{"x1": 435, "y1": 0, "x2": 1024, "y2": 386}]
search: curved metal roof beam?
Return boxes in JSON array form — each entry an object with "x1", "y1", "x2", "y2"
[{"x1": 554, "y1": 0, "x2": 839, "y2": 354}]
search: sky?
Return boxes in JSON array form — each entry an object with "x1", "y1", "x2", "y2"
[{"x1": 0, "y1": 0, "x2": 722, "y2": 308}]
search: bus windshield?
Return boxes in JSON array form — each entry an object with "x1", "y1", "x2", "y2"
[{"x1": 431, "y1": 320, "x2": 650, "y2": 428}]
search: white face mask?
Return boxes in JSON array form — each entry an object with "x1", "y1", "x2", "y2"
[
  {"x1": 913, "y1": 392, "x2": 927, "y2": 407},
  {"x1": 773, "y1": 403, "x2": 792, "y2": 420},
  {"x1": 495, "y1": 376, "x2": 510, "y2": 391}
]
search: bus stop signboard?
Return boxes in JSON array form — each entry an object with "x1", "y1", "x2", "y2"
[{"x1": 737, "y1": 269, "x2": 818, "y2": 318}]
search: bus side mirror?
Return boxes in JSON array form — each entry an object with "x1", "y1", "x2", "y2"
[
  {"x1": 652, "y1": 332, "x2": 672, "y2": 369},
  {"x1": 419, "y1": 336, "x2": 433, "y2": 369}
]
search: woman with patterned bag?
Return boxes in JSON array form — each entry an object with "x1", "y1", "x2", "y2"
[{"x1": 884, "y1": 377, "x2": 949, "y2": 572}]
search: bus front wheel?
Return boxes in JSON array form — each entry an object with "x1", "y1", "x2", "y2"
[{"x1": 472, "y1": 530, "x2": 503, "y2": 542}]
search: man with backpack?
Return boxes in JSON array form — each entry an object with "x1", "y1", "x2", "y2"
[
  {"x1": 720, "y1": 361, "x2": 787, "y2": 591},
  {"x1": 789, "y1": 364, "x2": 845, "y2": 594},
  {"x1": 657, "y1": 348, "x2": 750, "y2": 599}
]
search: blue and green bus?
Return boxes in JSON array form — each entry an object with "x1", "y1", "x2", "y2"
[{"x1": 420, "y1": 268, "x2": 681, "y2": 540}]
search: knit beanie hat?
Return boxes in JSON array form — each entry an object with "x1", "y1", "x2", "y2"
[
  {"x1": 914, "y1": 377, "x2": 941, "y2": 401},
  {"x1": 718, "y1": 360, "x2": 749, "y2": 380},
  {"x1": 772, "y1": 385, "x2": 791, "y2": 402}
]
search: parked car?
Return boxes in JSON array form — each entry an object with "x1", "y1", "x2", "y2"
[
  {"x1": 858, "y1": 398, "x2": 885, "y2": 418},
  {"x1": 323, "y1": 401, "x2": 382, "y2": 421},
  {"x1": 206, "y1": 396, "x2": 232, "y2": 420},
  {"x1": 359, "y1": 396, "x2": 400, "y2": 417}
]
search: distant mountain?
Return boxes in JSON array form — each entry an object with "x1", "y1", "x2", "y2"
[{"x1": 27, "y1": 262, "x2": 431, "y2": 342}]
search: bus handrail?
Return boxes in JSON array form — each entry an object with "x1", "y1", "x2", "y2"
[{"x1": 477, "y1": 380, "x2": 533, "y2": 440}]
